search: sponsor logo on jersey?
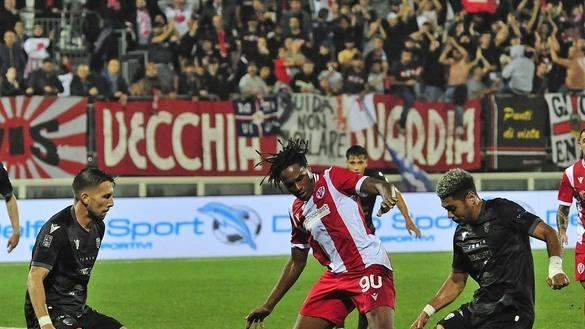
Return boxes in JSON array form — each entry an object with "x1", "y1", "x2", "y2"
[
  {"x1": 304, "y1": 204, "x2": 330, "y2": 231},
  {"x1": 42, "y1": 234, "x2": 53, "y2": 248},
  {"x1": 579, "y1": 177, "x2": 584, "y2": 184}
]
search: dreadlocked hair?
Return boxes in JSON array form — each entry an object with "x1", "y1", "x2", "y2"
[{"x1": 256, "y1": 138, "x2": 309, "y2": 189}]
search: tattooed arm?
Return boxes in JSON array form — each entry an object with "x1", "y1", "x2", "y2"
[{"x1": 556, "y1": 205, "x2": 570, "y2": 245}]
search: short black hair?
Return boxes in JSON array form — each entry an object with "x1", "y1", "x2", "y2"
[
  {"x1": 72, "y1": 167, "x2": 115, "y2": 201},
  {"x1": 436, "y1": 168, "x2": 476, "y2": 200},
  {"x1": 256, "y1": 139, "x2": 309, "y2": 189},
  {"x1": 346, "y1": 145, "x2": 367, "y2": 159}
]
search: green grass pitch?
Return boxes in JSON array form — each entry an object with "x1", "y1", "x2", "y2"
[{"x1": 1, "y1": 250, "x2": 582, "y2": 328}]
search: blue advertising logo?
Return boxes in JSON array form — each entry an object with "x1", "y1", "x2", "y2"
[{"x1": 198, "y1": 202, "x2": 262, "y2": 249}]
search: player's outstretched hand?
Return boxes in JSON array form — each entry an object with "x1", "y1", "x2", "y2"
[
  {"x1": 245, "y1": 304, "x2": 271, "y2": 329},
  {"x1": 377, "y1": 185, "x2": 398, "y2": 217},
  {"x1": 7, "y1": 232, "x2": 19, "y2": 253},
  {"x1": 547, "y1": 272, "x2": 570, "y2": 290},
  {"x1": 406, "y1": 221, "x2": 422, "y2": 238},
  {"x1": 410, "y1": 312, "x2": 429, "y2": 329}
]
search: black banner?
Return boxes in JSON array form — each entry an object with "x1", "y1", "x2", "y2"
[{"x1": 486, "y1": 95, "x2": 549, "y2": 170}]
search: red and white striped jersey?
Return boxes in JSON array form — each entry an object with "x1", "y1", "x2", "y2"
[
  {"x1": 289, "y1": 166, "x2": 392, "y2": 273},
  {"x1": 558, "y1": 159, "x2": 585, "y2": 249}
]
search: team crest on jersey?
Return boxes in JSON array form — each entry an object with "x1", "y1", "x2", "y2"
[
  {"x1": 316, "y1": 186, "x2": 325, "y2": 199},
  {"x1": 74, "y1": 239, "x2": 80, "y2": 250},
  {"x1": 41, "y1": 234, "x2": 53, "y2": 248},
  {"x1": 579, "y1": 177, "x2": 584, "y2": 184},
  {"x1": 96, "y1": 237, "x2": 101, "y2": 249},
  {"x1": 578, "y1": 262, "x2": 585, "y2": 274}
]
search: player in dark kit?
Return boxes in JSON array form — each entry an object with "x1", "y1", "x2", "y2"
[
  {"x1": 0, "y1": 162, "x2": 20, "y2": 253},
  {"x1": 344, "y1": 145, "x2": 421, "y2": 329},
  {"x1": 25, "y1": 167, "x2": 127, "y2": 329},
  {"x1": 411, "y1": 168, "x2": 569, "y2": 329}
]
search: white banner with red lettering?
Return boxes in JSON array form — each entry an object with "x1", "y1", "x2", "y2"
[{"x1": 0, "y1": 96, "x2": 87, "y2": 178}]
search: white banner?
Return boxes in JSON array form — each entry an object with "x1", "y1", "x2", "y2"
[
  {"x1": 545, "y1": 93, "x2": 585, "y2": 168},
  {"x1": 278, "y1": 93, "x2": 350, "y2": 167},
  {"x1": 0, "y1": 191, "x2": 576, "y2": 262}
]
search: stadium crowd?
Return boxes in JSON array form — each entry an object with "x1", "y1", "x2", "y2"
[{"x1": 0, "y1": 0, "x2": 583, "y2": 107}]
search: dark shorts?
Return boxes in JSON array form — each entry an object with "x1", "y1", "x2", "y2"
[
  {"x1": 25, "y1": 304, "x2": 123, "y2": 329},
  {"x1": 436, "y1": 302, "x2": 533, "y2": 329}
]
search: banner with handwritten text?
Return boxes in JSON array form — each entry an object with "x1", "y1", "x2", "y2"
[
  {"x1": 279, "y1": 93, "x2": 350, "y2": 166},
  {"x1": 487, "y1": 95, "x2": 548, "y2": 170}
]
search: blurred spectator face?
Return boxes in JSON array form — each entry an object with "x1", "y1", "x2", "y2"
[
  {"x1": 472, "y1": 66, "x2": 483, "y2": 79},
  {"x1": 452, "y1": 49, "x2": 463, "y2": 60},
  {"x1": 136, "y1": 0, "x2": 146, "y2": 9},
  {"x1": 319, "y1": 45, "x2": 330, "y2": 55},
  {"x1": 372, "y1": 37, "x2": 383, "y2": 50},
  {"x1": 42, "y1": 61, "x2": 54, "y2": 73},
  {"x1": 290, "y1": 0, "x2": 301, "y2": 11},
  {"x1": 183, "y1": 64, "x2": 195, "y2": 74},
  {"x1": 259, "y1": 66, "x2": 271, "y2": 79},
  {"x1": 107, "y1": 59, "x2": 121, "y2": 75},
  {"x1": 172, "y1": 0, "x2": 185, "y2": 9},
  {"x1": 14, "y1": 21, "x2": 23, "y2": 35},
  {"x1": 327, "y1": 61, "x2": 338, "y2": 71},
  {"x1": 77, "y1": 64, "x2": 90, "y2": 79},
  {"x1": 212, "y1": 15, "x2": 224, "y2": 30},
  {"x1": 302, "y1": 62, "x2": 314, "y2": 74},
  {"x1": 288, "y1": 17, "x2": 300, "y2": 30},
  {"x1": 252, "y1": 0, "x2": 264, "y2": 11},
  {"x1": 257, "y1": 37, "x2": 267, "y2": 49},
  {"x1": 32, "y1": 25, "x2": 44, "y2": 37},
  {"x1": 400, "y1": 50, "x2": 412, "y2": 64},
  {"x1": 208, "y1": 60, "x2": 219, "y2": 73},
  {"x1": 146, "y1": 63, "x2": 158, "y2": 77},
  {"x1": 277, "y1": 47, "x2": 287, "y2": 58},
  {"x1": 284, "y1": 38, "x2": 294, "y2": 50},
  {"x1": 4, "y1": 0, "x2": 14, "y2": 10},
  {"x1": 247, "y1": 64, "x2": 258, "y2": 76},
  {"x1": 479, "y1": 33, "x2": 491, "y2": 47},
  {"x1": 3, "y1": 31, "x2": 15, "y2": 47},
  {"x1": 202, "y1": 39, "x2": 213, "y2": 51},
  {"x1": 344, "y1": 40, "x2": 355, "y2": 50}
]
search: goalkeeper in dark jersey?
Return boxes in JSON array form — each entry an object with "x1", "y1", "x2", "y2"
[{"x1": 341, "y1": 145, "x2": 422, "y2": 329}]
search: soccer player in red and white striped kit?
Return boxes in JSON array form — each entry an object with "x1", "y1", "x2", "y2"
[
  {"x1": 245, "y1": 139, "x2": 410, "y2": 329},
  {"x1": 557, "y1": 128, "x2": 585, "y2": 318}
]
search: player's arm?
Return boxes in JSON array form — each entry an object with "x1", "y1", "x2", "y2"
[
  {"x1": 394, "y1": 187, "x2": 422, "y2": 237},
  {"x1": 410, "y1": 271, "x2": 468, "y2": 329},
  {"x1": 556, "y1": 204, "x2": 569, "y2": 245},
  {"x1": 27, "y1": 265, "x2": 56, "y2": 329},
  {"x1": 5, "y1": 193, "x2": 20, "y2": 252},
  {"x1": 245, "y1": 247, "x2": 310, "y2": 328},
  {"x1": 359, "y1": 177, "x2": 397, "y2": 216},
  {"x1": 531, "y1": 220, "x2": 570, "y2": 290}
]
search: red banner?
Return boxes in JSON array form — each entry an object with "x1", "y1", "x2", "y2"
[
  {"x1": 0, "y1": 96, "x2": 87, "y2": 178},
  {"x1": 351, "y1": 95, "x2": 482, "y2": 172},
  {"x1": 94, "y1": 99, "x2": 277, "y2": 176},
  {"x1": 95, "y1": 96, "x2": 482, "y2": 176}
]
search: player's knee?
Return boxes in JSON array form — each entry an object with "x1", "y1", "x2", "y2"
[{"x1": 434, "y1": 325, "x2": 445, "y2": 329}]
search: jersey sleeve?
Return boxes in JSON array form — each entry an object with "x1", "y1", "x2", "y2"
[
  {"x1": 499, "y1": 199, "x2": 541, "y2": 235},
  {"x1": 30, "y1": 222, "x2": 68, "y2": 270},
  {"x1": 0, "y1": 164, "x2": 14, "y2": 200},
  {"x1": 329, "y1": 166, "x2": 366, "y2": 196},
  {"x1": 557, "y1": 172, "x2": 574, "y2": 206}
]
